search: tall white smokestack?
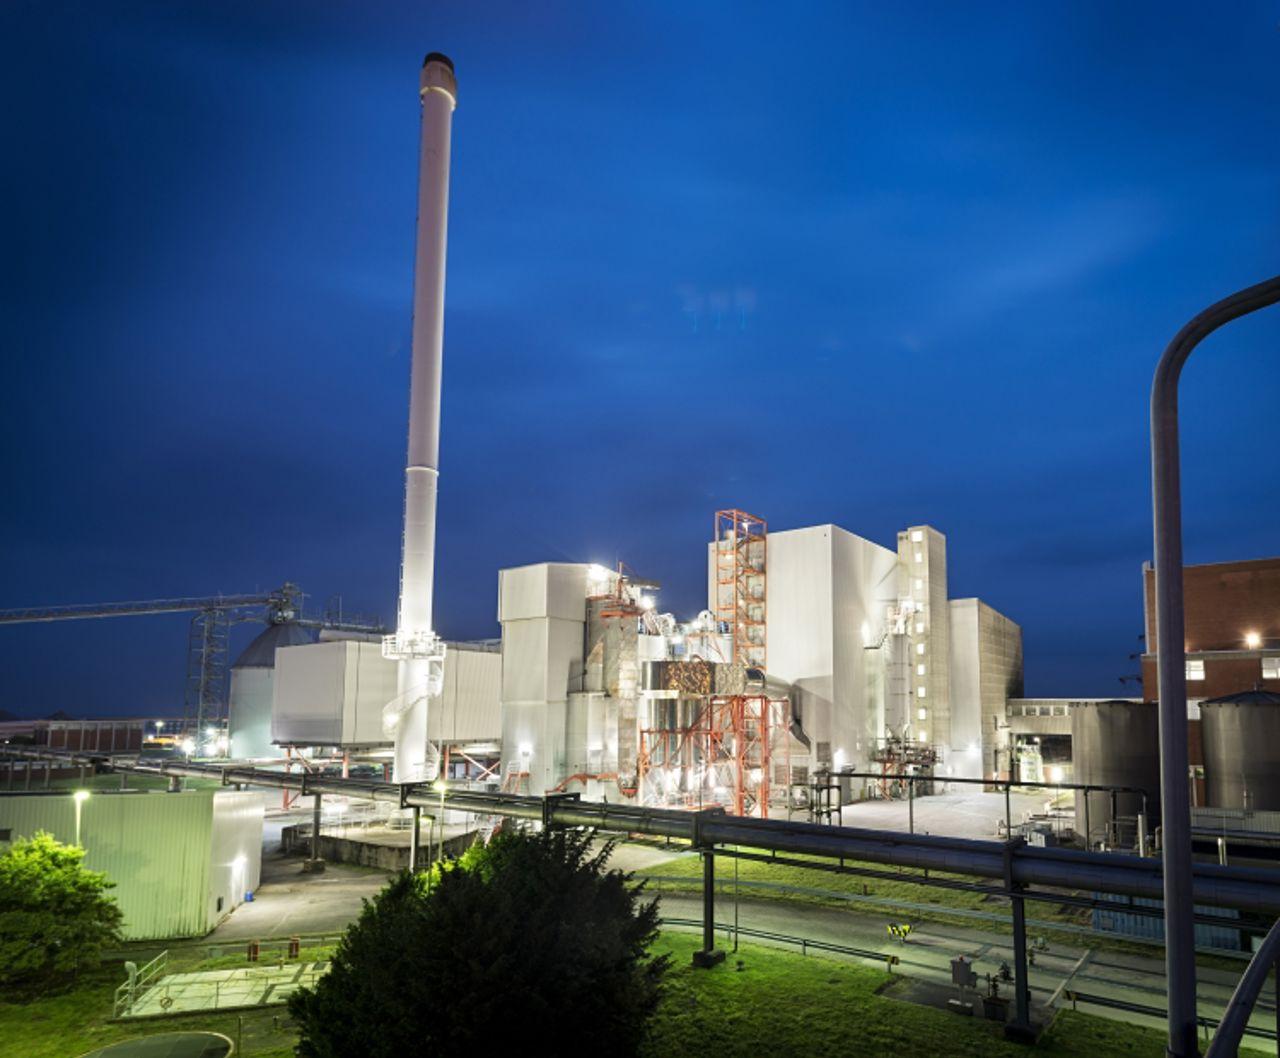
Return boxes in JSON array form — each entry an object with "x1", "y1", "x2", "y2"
[{"x1": 383, "y1": 52, "x2": 457, "y2": 783}]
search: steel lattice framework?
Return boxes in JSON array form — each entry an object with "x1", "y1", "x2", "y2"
[{"x1": 713, "y1": 509, "x2": 767, "y2": 669}]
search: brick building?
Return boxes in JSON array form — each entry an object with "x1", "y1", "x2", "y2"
[{"x1": 1141, "y1": 556, "x2": 1280, "y2": 804}]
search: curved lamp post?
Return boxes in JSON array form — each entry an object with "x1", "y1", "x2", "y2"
[{"x1": 1150, "y1": 274, "x2": 1280, "y2": 1057}]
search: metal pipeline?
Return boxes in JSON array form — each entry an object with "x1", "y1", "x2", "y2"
[
  {"x1": 1151, "y1": 275, "x2": 1280, "y2": 1056},
  {"x1": 11, "y1": 746, "x2": 1280, "y2": 917}
]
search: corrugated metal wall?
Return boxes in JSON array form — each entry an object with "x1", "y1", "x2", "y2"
[
  {"x1": 1, "y1": 790, "x2": 222, "y2": 940},
  {"x1": 1093, "y1": 892, "x2": 1242, "y2": 951},
  {"x1": 431, "y1": 646, "x2": 501, "y2": 743},
  {"x1": 206, "y1": 791, "x2": 264, "y2": 926}
]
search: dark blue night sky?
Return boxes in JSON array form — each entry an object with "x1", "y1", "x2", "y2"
[{"x1": 2, "y1": 2, "x2": 1278, "y2": 717}]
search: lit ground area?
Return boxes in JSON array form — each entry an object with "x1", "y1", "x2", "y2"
[
  {"x1": 209, "y1": 837, "x2": 389, "y2": 941},
  {"x1": 122, "y1": 963, "x2": 326, "y2": 1019},
  {"x1": 830, "y1": 787, "x2": 1056, "y2": 839},
  {"x1": 5, "y1": 934, "x2": 1264, "y2": 1058}
]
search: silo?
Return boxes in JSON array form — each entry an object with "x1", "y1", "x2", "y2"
[
  {"x1": 228, "y1": 622, "x2": 314, "y2": 759},
  {"x1": 1201, "y1": 690, "x2": 1280, "y2": 810},
  {"x1": 1071, "y1": 700, "x2": 1160, "y2": 848}
]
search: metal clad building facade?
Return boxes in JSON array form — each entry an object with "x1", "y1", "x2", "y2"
[{"x1": 0, "y1": 789, "x2": 262, "y2": 940}]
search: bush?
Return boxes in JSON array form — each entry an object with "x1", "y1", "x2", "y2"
[
  {"x1": 0, "y1": 831, "x2": 123, "y2": 990},
  {"x1": 290, "y1": 828, "x2": 668, "y2": 1057}
]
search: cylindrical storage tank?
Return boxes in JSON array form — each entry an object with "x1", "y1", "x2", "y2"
[
  {"x1": 1201, "y1": 691, "x2": 1280, "y2": 810},
  {"x1": 1071, "y1": 700, "x2": 1160, "y2": 849},
  {"x1": 228, "y1": 622, "x2": 314, "y2": 760}
]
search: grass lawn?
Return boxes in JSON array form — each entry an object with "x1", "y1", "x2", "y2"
[
  {"x1": 43, "y1": 773, "x2": 223, "y2": 793},
  {"x1": 639, "y1": 846, "x2": 1088, "y2": 926},
  {"x1": 636, "y1": 848, "x2": 1253, "y2": 968},
  {"x1": 647, "y1": 933, "x2": 1254, "y2": 1057},
  {"x1": 2, "y1": 962, "x2": 296, "y2": 1058},
  {"x1": 6, "y1": 934, "x2": 1256, "y2": 1058}
]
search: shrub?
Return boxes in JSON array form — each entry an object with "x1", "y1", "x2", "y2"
[
  {"x1": 290, "y1": 827, "x2": 667, "y2": 1057},
  {"x1": 0, "y1": 831, "x2": 123, "y2": 990}
]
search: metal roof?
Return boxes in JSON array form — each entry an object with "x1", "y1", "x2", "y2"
[
  {"x1": 232, "y1": 622, "x2": 314, "y2": 669},
  {"x1": 1202, "y1": 689, "x2": 1280, "y2": 707}
]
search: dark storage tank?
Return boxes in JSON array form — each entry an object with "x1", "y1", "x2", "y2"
[
  {"x1": 1200, "y1": 690, "x2": 1280, "y2": 810},
  {"x1": 1071, "y1": 699, "x2": 1160, "y2": 848}
]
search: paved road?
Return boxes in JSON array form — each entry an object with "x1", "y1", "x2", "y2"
[
  {"x1": 654, "y1": 890, "x2": 1275, "y2": 1042},
  {"x1": 210, "y1": 850, "x2": 389, "y2": 941}
]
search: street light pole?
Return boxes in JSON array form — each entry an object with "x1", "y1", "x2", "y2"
[
  {"x1": 434, "y1": 778, "x2": 447, "y2": 866},
  {"x1": 1150, "y1": 274, "x2": 1280, "y2": 1058},
  {"x1": 73, "y1": 789, "x2": 90, "y2": 847}
]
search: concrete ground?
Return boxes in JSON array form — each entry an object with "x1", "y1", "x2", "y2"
[
  {"x1": 830, "y1": 787, "x2": 1059, "y2": 840},
  {"x1": 125, "y1": 963, "x2": 325, "y2": 1017},
  {"x1": 211, "y1": 813, "x2": 391, "y2": 941}
]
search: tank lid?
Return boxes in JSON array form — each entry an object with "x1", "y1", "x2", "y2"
[
  {"x1": 233, "y1": 621, "x2": 315, "y2": 669},
  {"x1": 1202, "y1": 689, "x2": 1280, "y2": 707}
]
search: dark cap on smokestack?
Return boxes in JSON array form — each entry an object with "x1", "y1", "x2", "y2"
[{"x1": 423, "y1": 52, "x2": 454, "y2": 71}]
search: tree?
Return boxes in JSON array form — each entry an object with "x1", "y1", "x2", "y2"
[
  {"x1": 0, "y1": 831, "x2": 123, "y2": 990},
  {"x1": 290, "y1": 828, "x2": 668, "y2": 1057}
]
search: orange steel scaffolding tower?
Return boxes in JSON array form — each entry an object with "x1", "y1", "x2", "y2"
[
  {"x1": 636, "y1": 694, "x2": 789, "y2": 817},
  {"x1": 714, "y1": 509, "x2": 767, "y2": 669}
]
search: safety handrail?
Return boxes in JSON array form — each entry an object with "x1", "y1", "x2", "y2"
[{"x1": 1205, "y1": 916, "x2": 1280, "y2": 1056}]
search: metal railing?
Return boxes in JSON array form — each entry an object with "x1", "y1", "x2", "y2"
[
  {"x1": 658, "y1": 916, "x2": 899, "y2": 970},
  {"x1": 118, "y1": 963, "x2": 329, "y2": 1020},
  {"x1": 112, "y1": 949, "x2": 168, "y2": 1018}
]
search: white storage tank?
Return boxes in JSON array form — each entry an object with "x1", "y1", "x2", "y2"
[{"x1": 228, "y1": 622, "x2": 314, "y2": 759}]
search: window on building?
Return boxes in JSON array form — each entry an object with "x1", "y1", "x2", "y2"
[
  {"x1": 917, "y1": 663, "x2": 926, "y2": 676},
  {"x1": 917, "y1": 707, "x2": 927, "y2": 721},
  {"x1": 915, "y1": 621, "x2": 925, "y2": 634},
  {"x1": 914, "y1": 551, "x2": 923, "y2": 563},
  {"x1": 1264, "y1": 657, "x2": 1280, "y2": 680},
  {"x1": 911, "y1": 530, "x2": 923, "y2": 543},
  {"x1": 913, "y1": 578, "x2": 923, "y2": 591},
  {"x1": 1186, "y1": 659, "x2": 1205, "y2": 681},
  {"x1": 916, "y1": 643, "x2": 925, "y2": 655},
  {"x1": 916, "y1": 686, "x2": 927, "y2": 698}
]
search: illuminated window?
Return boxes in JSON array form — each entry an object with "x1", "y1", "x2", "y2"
[
  {"x1": 911, "y1": 530, "x2": 923, "y2": 543},
  {"x1": 917, "y1": 707, "x2": 927, "y2": 721},
  {"x1": 917, "y1": 731, "x2": 928, "y2": 743},
  {"x1": 916, "y1": 643, "x2": 925, "y2": 656},
  {"x1": 914, "y1": 551, "x2": 923, "y2": 563},
  {"x1": 1186, "y1": 659, "x2": 1205, "y2": 681},
  {"x1": 917, "y1": 663, "x2": 926, "y2": 676},
  {"x1": 1264, "y1": 657, "x2": 1280, "y2": 680},
  {"x1": 915, "y1": 621, "x2": 925, "y2": 634},
  {"x1": 916, "y1": 686, "x2": 927, "y2": 698},
  {"x1": 913, "y1": 578, "x2": 923, "y2": 591}
]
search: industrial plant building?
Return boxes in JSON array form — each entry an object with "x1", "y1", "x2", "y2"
[{"x1": 487, "y1": 513, "x2": 1023, "y2": 812}]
